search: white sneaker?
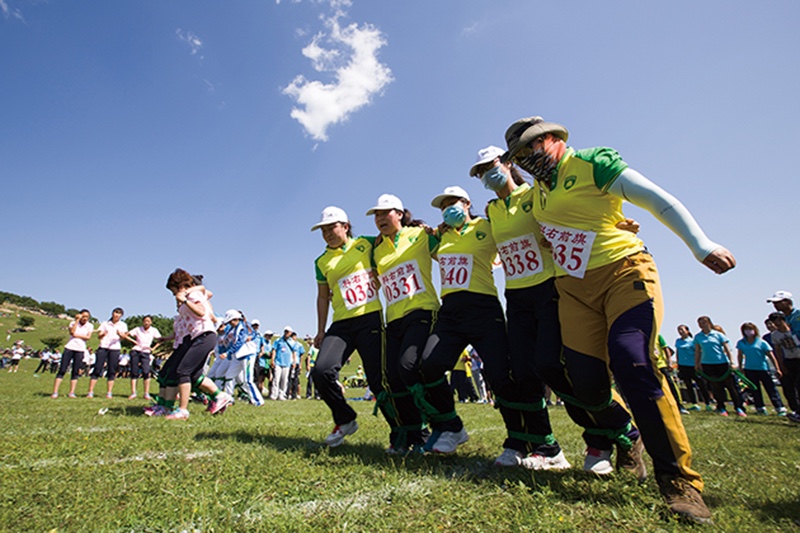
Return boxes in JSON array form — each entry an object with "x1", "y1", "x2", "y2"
[
  {"x1": 325, "y1": 420, "x2": 358, "y2": 447},
  {"x1": 431, "y1": 428, "x2": 469, "y2": 454},
  {"x1": 209, "y1": 392, "x2": 234, "y2": 415},
  {"x1": 522, "y1": 450, "x2": 572, "y2": 471},
  {"x1": 583, "y1": 447, "x2": 613, "y2": 475},
  {"x1": 494, "y1": 448, "x2": 523, "y2": 467}
]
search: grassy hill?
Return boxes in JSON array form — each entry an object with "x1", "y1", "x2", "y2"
[{"x1": 0, "y1": 303, "x2": 74, "y2": 352}]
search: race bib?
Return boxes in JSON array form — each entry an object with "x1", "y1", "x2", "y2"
[
  {"x1": 538, "y1": 223, "x2": 596, "y2": 279},
  {"x1": 438, "y1": 254, "x2": 473, "y2": 290},
  {"x1": 380, "y1": 259, "x2": 425, "y2": 306},
  {"x1": 337, "y1": 269, "x2": 379, "y2": 311},
  {"x1": 496, "y1": 233, "x2": 544, "y2": 281}
]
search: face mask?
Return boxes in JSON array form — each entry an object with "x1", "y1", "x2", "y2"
[
  {"x1": 517, "y1": 147, "x2": 559, "y2": 181},
  {"x1": 480, "y1": 166, "x2": 508, "y2": 191},
  {"x1": 442, "y1": 204, "x2": 467, "y2": 228},
  {"x1": 744, "y1": 329, "x2": 755, "y2": 337}
]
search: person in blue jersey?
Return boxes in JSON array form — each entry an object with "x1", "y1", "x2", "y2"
[
  {"x1": 767, "y1": 291, "x2": 800, "y2": 337},
  {"x1": 218, "y1": 310, "x2": 263, "y2": 407},
  {"x1": 270, "y1": 327, "x2": 299, "y2": 401},
  {"x1": 693, "y1": 316, "x2": 745, "y2": 417},
  {"x1": 736, "y1": 322, "x2": 785, "y2": 415},
  {"x1": 674, "y1": 325, "x2": 712, "y2": 412}
]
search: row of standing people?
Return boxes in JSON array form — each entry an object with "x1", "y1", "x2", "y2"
[{"x1": 309, "y1": 116, "x2": 737, "y2": 524}]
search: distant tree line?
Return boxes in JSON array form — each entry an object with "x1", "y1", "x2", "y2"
[{"x1": 0, "y1": 290, "x2": 79, "y2": 317}]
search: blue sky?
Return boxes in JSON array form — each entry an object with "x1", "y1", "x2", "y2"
[{"x1": 1, "y1": 1, "x2": 798, "y2": 346}]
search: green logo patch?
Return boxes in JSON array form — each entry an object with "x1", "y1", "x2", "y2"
[
  {"x1": 476, "y1": 231, "x2": 487, "y2": 240},
  {"x1": 355, "y1": 244, "x2": 366, "y2": 252},
  {"x1": 522, "y1": 201, "x2": 532, "y2": 212},
  {"x1": 564, "y1": 176, "x2": 577, "y2": 190}
]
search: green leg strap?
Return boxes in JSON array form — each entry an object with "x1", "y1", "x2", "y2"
[
  {"x1": 494, "y1": 396, "x2": 546, "y2": 412},
  {"x1": 584, "y1": 422, "x2": 633, "y2": 450},
  {"x1": 507, "y1": 430, "x2": 556, "y2": 446}
]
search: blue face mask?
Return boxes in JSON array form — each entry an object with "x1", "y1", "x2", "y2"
[
  {"x1": 480, "y1": 166, "x2": 508, "y2": 191},
  {"x1": 442, "y1": 204, "x2": 467, "y2": 228}
]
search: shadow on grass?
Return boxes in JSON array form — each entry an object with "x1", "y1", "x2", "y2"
[
  {"x1": 753, "y1": 497, "x2": 800, "y2": 525},
  {"x1": 193, "y1": 429, "x2": 642, "y2": 507}
]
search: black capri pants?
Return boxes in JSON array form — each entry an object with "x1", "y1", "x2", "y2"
[
  {"x1": 130, "y1": 350, "x2": 152, "y2": 379},
  {"x1": 92, "y1": 348, "x2": 120, "y2": 380},
  {"x1": 57, "y1": 348, "x2": 84, "y2": 380}
]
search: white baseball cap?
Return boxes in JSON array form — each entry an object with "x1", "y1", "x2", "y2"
[
  {"x1": 283, "y1": 325, "x2": 294, "y2": 333},
  {"x1": 311, "y1": 206, "x2": 349, "y2": 231},
  {"x1": 431, "y1": 186, "x2": 471, "y2": 209},
  {"x1": 251, "y1": 319, "x2": 260, "y2": 327},
  {"x1": 264, "y1": 329, "x2": 274, "y2": 336},
  {"x1": 469, "y1": 145, "x2": 506, "y2": 177},
  {"x1": 223, "y1": 309, "x2": 243, "y2": 324},
  {"x1": 366, "y1": 194, "x2": 404, "y2": 215},
  {"x1": 767, "y1": 290, "x2": 793, "y2": 302}
]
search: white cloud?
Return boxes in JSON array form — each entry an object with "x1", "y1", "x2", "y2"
[
  {"x1": 0, "y1": 0, "x2": 25, "y2": 22},
  {"x1": 461, "y1": 22, "x2": 479, "y2": 36},
  {"x1": 175, "y1": 28, "x2": 203, "y2": 57},
  {"x1": 282, "y1": 7, "x2": 393, "y2": 142}
]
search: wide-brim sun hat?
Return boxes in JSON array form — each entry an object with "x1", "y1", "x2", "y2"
[
  {"x1": 431, "y1": 186, "x2": 471, "y2": 209},
  {"x1": 223, "y1": 309, "x2": 243, "y2": 324},
  {"x1": 503, "y1": 116, "x2": 569, "y2": 161},
  {"x1": 469, "y1": 145, "x2": 506, "y2": 177},
  {"x1": 311, "y1": 206, "x2": 349, "y2": 231},
  {"x1": 366, "y1": 194, "x2": 404, "y2": 215}
]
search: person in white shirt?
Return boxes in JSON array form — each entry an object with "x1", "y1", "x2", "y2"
[
  {"x1": 52, "y1": 310, "x2": 94, "y2": 398},
  {"x1": 122, "y1": 315, "x2": 161, "y2": 400},
  {"x1": 87, "y1": 307, "x2": 128, "y2": 399}
]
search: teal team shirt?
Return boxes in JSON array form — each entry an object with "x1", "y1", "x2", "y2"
[
  {"x1": 694, "y1": 331, "x2": 730, "y2": 365},
  {"x1": 736, "y1": 337, "x2": 772, "y2": 371},
  {"x1": 675, "y1": 337, "x2": 696, "y2": 367}
]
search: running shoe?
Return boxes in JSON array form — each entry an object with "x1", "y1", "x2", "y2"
[
  {"x1": 431, "y1": 428, "x2": 469, "y2": 454},
  {"x1": 735, "y1": 408, "x2": 747, "y2": 418},
  {"x1": 106, "y1": 392, "x2": 113, "y2": 399},
  {"x1": 128, "y1": 394, "x2": 137, "y2": 400},
  {"x1": 422, "y1": 430, "x2": 443, "y2": 453},
  {"x1": 385, "y1": 444, "x2": 422, "y2": 456},
  {"x1": 583, "y1": 447, "x2": 613, "y2": 475},
  {"x1": 679, "y1": 407, "x2": 690, "y2": 414},
  {"x1": 209, "y1": 392, "x2": 234, "y2": 415},
  {"x1": 658, "y1": 474, "x2": 713, "y2": 524},
  {"x1": 777, "y1": 407, "x2": 787, "y2": 416},
  {"x1": 86, "y1": 392, "x2": 94, "y2": 398},
  {"x1": 50, "y1": 393, "x2": 58, "y2": 399},
  {"x1": 144, "y1": 405, "x2": 169, "y2": 417},
  {"x1": 705, "y1": 404, "x2": 715, "y2": 412},
  {"x1": 68, "y1": 393, "x2": 77, "y2": 399},
  {"x1": 521, "y1": 450, "x2": 572, "y2": 471},
  {"x1": 165, "y1": 408, "x2": 190, "y2": 420},
  {"x1": 494, "y1": 448, "x2": 523, "y2": 467},
  {"x1": 718, "y1": 410, "x2": 729, "y2": 417},
  {"x1": 143, "y1": 394, "x2": 152, "y2": 400},
  {"x1": 787, "y1": 412, "x2": 800, "y2": 423},
  {"x1": 687, "y1": 404, "x2": 702, "y2": 412},
  {"x1": 756, "y1": 407, "x2": 768, "y2": 415},
  {"x1": 324, "y1": 419, "x2": 359, "y2": 447}
]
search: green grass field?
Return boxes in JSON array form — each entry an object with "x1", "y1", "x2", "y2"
[{"x1": 1, "y1": 358, "x2": 798, "y2": 532}]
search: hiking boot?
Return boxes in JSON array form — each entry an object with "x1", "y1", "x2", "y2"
[
  {"x1": 658, "y1": 475, "x2": 712, "y2": 524},
  {"x1": 431, "y1": 428, "x2": 469, "y2": 454},
  {"x1": 583, "y1": 447, "x2": 613, "y2": 475},
  {"x1": 616, "y1": 437, "x2": 647, "y2": 483},
  {"x1": 325, "y1": 419, "x2": 358, "y2": 447},
  {"x1": 494, "y1": 448, "x2": 523, "y2": 467},
  {"x1": 522, "y1": 449, "x2": 572, "y2": 471}
]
